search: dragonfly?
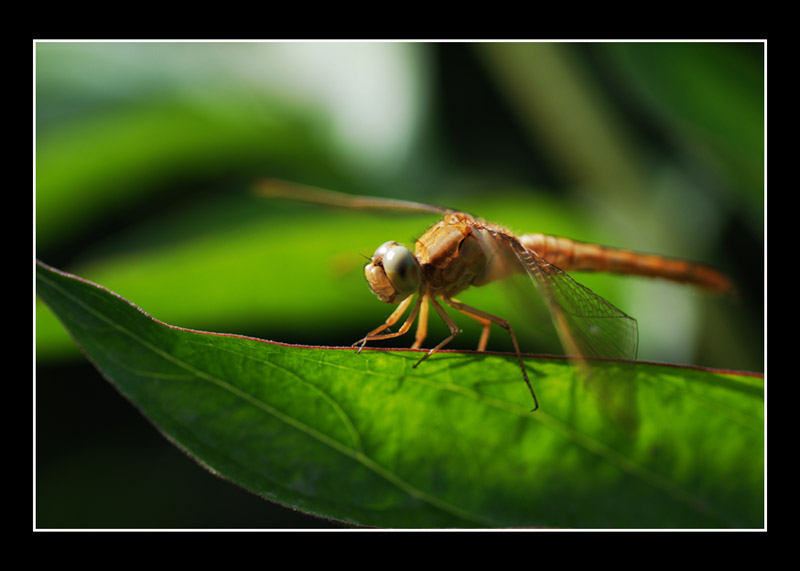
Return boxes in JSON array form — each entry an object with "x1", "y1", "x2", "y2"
[{"x1": 256, "y1": 179, "x2": 733, "y2": 411}]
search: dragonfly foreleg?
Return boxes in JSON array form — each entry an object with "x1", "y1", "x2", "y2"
[
  {"x1": 443, "y1": 297, "x2": 539, "y2": 411},
  {"x1": 353, "y1": 294, "x2": 421, "y2": 352}
]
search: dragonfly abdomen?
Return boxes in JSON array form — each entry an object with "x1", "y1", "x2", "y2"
[{"x1": 521, "y1": 233, "x2": 733, "y2": 293}]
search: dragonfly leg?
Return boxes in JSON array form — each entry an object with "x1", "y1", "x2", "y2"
[
  {"x1": 411, "y1": 295, "x2": 430, "y2": 349},
  {"x1": 353, "y1": 295, "x2": 421, "y2": 351},
  {"x1": 413, "y1": 297, "x2": 460, "y2": 368},
  {"x1": 443, "y1": 297, "x2": 538, "y2": 411},
  {"x1": 448, "y1": 297, "x2": 491, "y2": 351}
]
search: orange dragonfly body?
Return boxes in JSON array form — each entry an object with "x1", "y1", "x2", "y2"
[{"x1": 257, "y1": 180, "x2": 733, "y2": 410}]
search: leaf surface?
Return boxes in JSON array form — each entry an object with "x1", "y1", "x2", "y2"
[{"x1": 35, "y1": 261, "x2": 764, "y2": 528}]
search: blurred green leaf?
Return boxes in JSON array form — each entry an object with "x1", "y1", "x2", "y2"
[
  {"x1": 36, "y1": 261, "x2": 764, "y2": 528},
  {"x1": 606, "y1": 42, "x2": 764, "y2": 213},
  {"x1": 36, "y1": 96, "x2": 336, "y2": 250}
]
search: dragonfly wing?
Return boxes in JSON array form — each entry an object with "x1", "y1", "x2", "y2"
[
  {"x1": 504, "y1": 235, "x2": 639, "y2": 362},
  {"x1": 255, "y1": 179, "x2": 454, "y2": 215}
]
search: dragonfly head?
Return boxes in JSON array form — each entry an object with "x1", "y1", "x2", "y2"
[{"x1": 365, "y1": 241, "x2": 421, "y2": 304}]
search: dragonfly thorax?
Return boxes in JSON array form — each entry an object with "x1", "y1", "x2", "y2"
[{"x1": 365, "y1": 241, "x2": 422, "y2": 304}]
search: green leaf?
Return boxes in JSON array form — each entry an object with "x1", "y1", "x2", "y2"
[
  {"x1": 35, "y1": 97, "x2": 337, "y2": 251},
  {"x1": 36, "y1": 261, "x2": 764, "y2": 528},
  {"x1": 605, "y1": 42, "x2": 764, "y2": 213}
]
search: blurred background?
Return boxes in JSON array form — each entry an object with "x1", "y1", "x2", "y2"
[{"x1": 35, "y1": 41, "x2": 764, "y2": 528}]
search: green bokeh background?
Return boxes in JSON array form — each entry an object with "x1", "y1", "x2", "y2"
[{"x1": 35, "y1": 41, "x2": 764, "y2": 528}]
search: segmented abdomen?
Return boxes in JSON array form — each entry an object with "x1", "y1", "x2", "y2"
[{"x1": 520, "y1": 233, "x2": 733, "y2": 293}]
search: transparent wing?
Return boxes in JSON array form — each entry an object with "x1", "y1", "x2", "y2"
[
  {"x1": 501, "y1": 233, "x2": 639, "y2": 362},
  {"x1": 255, "y1": 179, "x2": 454, "y2": 215}
]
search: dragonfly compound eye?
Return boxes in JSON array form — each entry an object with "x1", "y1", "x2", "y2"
[
  {"x1": 383, "y1": 244, "x2": 421, "y2": 297},
  {"x1": 364, "y1": 242, "x2": 420, "y2": 304},
  {"x1": 372, "y1": 241, "x2": 396, "y2": 259}
]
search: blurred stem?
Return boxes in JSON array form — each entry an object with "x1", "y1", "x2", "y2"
[{"x1": 475, "y1": 42, "x2": 650, "y2": 218}]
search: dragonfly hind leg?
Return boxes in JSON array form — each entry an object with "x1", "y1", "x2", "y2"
[
  {"x1": 443, "y1": 297, "x2": 539, "y2": 411},
  {"x1": 447, "y1": 299, "x2": 492, "y2": 351}
]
